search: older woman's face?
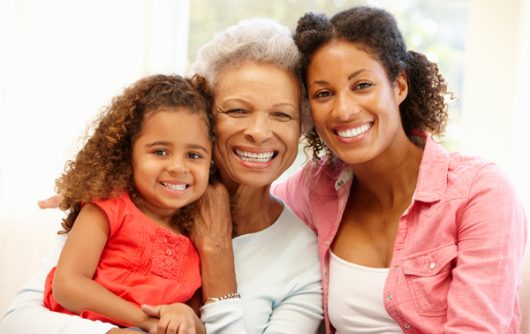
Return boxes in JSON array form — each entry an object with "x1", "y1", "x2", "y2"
[{"x1": 213, "y1": 62, "x2": 301, "y2": 188}]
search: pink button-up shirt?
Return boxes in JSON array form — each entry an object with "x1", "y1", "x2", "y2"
[{"x1": 273, "y1": 135, "x2": 527, "y2": 334}]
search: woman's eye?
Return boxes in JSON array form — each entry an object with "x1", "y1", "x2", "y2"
[
  {"x1": 187, "y1": 152, "x2": 202, "y2": 160},
  {"x1": 153, "y1": 149, "x2": 168, "y2": 157},
  {"x1": 313, "y1": 90, "x2": 332, "y2": 99},
  {"x1": 355, "y1": 82, "x2": 373, "y2": 90},
  {"x1": 272, "y1": 112, "x2": 294, "y2": 121},
  {"x1": 225, "y1": 108, "x2": 249, "y2": 117}
]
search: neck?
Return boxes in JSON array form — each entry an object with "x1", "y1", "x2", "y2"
[
  {"x1": 131, "y1": 193, "x2": 179, "y2": 232},
  {"x1": 350, "y1": 136, "x2": 424, "y2": 210},
  {"x1": 223, "y1": 179, "x2": 282, "y2": 236}
]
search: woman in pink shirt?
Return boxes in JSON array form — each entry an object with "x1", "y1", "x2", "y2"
[{"x1": 274, "y1": 6, "x2": 527, "y2": 333}]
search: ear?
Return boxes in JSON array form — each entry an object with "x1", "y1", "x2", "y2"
[{"x1": 394, "y1": 71, "x2": 408, "y2": 105}]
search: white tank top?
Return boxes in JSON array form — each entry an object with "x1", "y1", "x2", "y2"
[{"x1": 328, "y1": 251, "x2": 403, "y2": 333}]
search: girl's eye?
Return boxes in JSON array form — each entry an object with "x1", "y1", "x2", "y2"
[
  {"x1": 354, "y1": 82, "x2": 373, "y2": 90},
  {"x1": 153, "y1": 149, "x2": 168, "y2": 157},
  {"x1": 187, "y1": 152, "x2": 202, "y2": 160}
]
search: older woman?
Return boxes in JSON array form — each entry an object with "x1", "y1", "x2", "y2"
[{"x1": 0, "y1": 19, "x2": 322, "y2": 334}]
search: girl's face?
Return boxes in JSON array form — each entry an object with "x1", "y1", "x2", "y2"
[
  {"x1": 213, "y1": 62, "x2": 301, "y2": 189},
  {"x1": 132, "y1": 108, "x2": 212, "y2": 220},
  {"x1": 306, "y1": 40, "x2": 408, "y2": 165}
]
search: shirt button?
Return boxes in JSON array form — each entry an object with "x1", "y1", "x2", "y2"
[
  {"x1": 404, "y1": 323, "x2": 411, "y2": 329},
  {"x1": 386, "y1": 294, "x2": 393, "y2": 301},
  {"x1": 392, "y1": 265, "x2": 399, "y2": 272},
  {"x1": 166, "y1": 249, "x2": 173, "y2": 256},
  {"x1": 429, "y1": 261, "x2": 437, "y2": 270},
  {"x1": 324, "y1": 240, "x2": 331, "y2": 247},
  {"x1": 165, "y1": 259, "x2": 173, "y2": 265},
  {"x1": 324, "y1": 271, "x2": 329, "y2": 279}
]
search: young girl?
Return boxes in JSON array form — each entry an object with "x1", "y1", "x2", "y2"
[{"x1": 43, "y1": 74, "x2": 214, "y2": 334}]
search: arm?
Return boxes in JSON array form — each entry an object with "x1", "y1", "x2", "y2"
[
  {"x1": 0, "y1": 235, "x2": 118, "y2": 334},
  {"x1": 445, "y1": 164, "x2": 527, "y2": 332},
  {"x1": 141, "y1": 303, "x2": 205, "y2": 334},
  {"x1": 259, "y1": 265, "x2": 323, "y2": 333},
  {"x1": 52, "y1": 204, "x2": 156, "y2": 331},
  {"x1": 196, "y1": 186, "x2": 324, "y2": 334},
  {"x1": 37, "y1": 195, "x2": 63, "y2": 209},
  {"x1": 189, "y1": 184, "x2": 244, "y2": 333},
  {"x1": 199, "y1": 249, "x2": 323, "y2": 334},
  {"x1": 190, "y1": 184, "x2": 237, "y2": 300}
]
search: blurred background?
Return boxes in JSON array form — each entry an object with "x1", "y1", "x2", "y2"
[{"x1": 1, "y1": 0, "x2": 529, "y2": 310}]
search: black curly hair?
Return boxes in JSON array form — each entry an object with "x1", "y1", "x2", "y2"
[{"x1": 294, "y1": 6, "x2": 450, "y2": 162}]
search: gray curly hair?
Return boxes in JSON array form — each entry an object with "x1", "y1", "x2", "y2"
[{"x1": 191, "y1": 18, "x2": 311, "y2": 133}]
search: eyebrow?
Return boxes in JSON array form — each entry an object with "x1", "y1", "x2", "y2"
[
  {"x1": 220, "y1": 99, "x2": 297, "y2": 111},
  {"x1": 348, "y1": 69, "x2": 366, "y2": 81},
  {"x1": 272, "y1": 102, "x2": 297, "y2": 110},
  {"x1": 146, "y1": 141, "x2": 210, "y2": 153},
  {"x1": 312, "y1": 69, "x2": 366, "y2": 86}
]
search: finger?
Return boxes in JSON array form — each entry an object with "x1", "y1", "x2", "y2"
[
  {"x1": 157, "y1": 319, "x2": 169, "y2": 334},
  {"x1": 141, "y1": 304, "x2": 161, "y2": 318},
  {"x1": 177, "y1": 322, "x2": 191, "y2": 334},
  {"x1": 166, "y1": 318, "x2": 180, "y2": 334}
]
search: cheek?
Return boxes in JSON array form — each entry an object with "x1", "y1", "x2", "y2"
[
  {"x1": 198, "y1": 166, "x2": 211, "y2": 186},
  {"x1": 309, "y1": 103, "x2": 328, "y2": 126},
  {"x1": 280, "y1": 124, "x2": 301, "y2": 155}
]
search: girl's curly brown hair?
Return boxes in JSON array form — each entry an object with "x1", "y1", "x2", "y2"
[
  {"x1": 294, "y1": 6, "x2": 450, "y2": 162},
  {"x1": 57, "y1": 74, "x2": 214, "y2": 234}
]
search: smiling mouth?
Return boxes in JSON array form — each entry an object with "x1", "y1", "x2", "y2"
[
  {"x1": 161, "y1": 182, "x2": 188, "y2": 191},
  {"x1": 234, "y1": 149, "x2": 277, "y2": 163},
  {"x1": 335, "y1": 122, "x2": 373, "y2": 138}
]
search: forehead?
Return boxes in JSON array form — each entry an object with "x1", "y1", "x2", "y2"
[
  {"x1": 308, "y1": 40, "x2": 387, "y2": 78},
  {"x1": 144, "y1": 106, "x2": 206, "y2": 122},
  {"x1": 313, "y1": 40, "x2": 375, "y2": 64},
  {"x1": 139, "y1": 107, "x2": 209, "y2": 134},
  {"x1": 215, "y1": 62, "x2": 300, "y2": 99}
]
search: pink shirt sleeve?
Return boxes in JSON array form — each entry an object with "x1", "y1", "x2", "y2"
[
  {"x1": 445, "y1": 163, "x2": 527, "y2": 333},
  {"x1": 272, "y1": 166, "x2": 316, "y2": 233}
]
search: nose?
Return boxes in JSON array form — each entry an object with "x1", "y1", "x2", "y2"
[
  {"x1": 243, "y1": 112, "x2": 273, "y2": 144},
  {"x1": 333, "y1": 91, "x2": 359, "y2": 121},
  {"x1": 167, "y1": 156, "x2": 189, "y2": 174}
]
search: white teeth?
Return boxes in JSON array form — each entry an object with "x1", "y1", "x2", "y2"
[
  {"x1": 235, "y1": 149, "x2": 274, "y2": 162},
  {"x1": 337, "y1": 123, "x2": 371, "y2": 138},
  {"x1": 161, "y1": 182, "x2": 187, "y2": 191}
]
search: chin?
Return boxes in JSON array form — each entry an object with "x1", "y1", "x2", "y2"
[{"x1": 234, "y1": 174, "x2": 276, "y2": 189}]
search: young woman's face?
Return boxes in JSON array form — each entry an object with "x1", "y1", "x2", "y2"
[
  {"x1": 132, "y1": 108, "x2": 212, "y2": 220},
  {"x1": 306, "y1": 40, "x2": 408, "y2": 165},
  {"x1": 213, "y1": 62, "x2": 301, "y2": 188}
]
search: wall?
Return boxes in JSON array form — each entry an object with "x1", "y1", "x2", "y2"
[{"x1": 461, "y1": 0, "x2": 530, "y2": 213}]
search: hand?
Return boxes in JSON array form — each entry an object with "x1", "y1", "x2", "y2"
[
  {"x1": 190, "y1": 183, "x2": 233, "y2": 253},
  {"x1": 107, "y1": 329, "x2": 147, "y2": 334},
  {"x1": 142, "y1": 303, "x2": 205, "y2": 334},
  {"x1": 37, "y1": 194, "x2": 63, "y2": 209}
]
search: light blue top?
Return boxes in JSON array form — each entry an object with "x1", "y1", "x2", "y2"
[{"x1": 201, "y1": 205, "x2": 323, "y2": 333}]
